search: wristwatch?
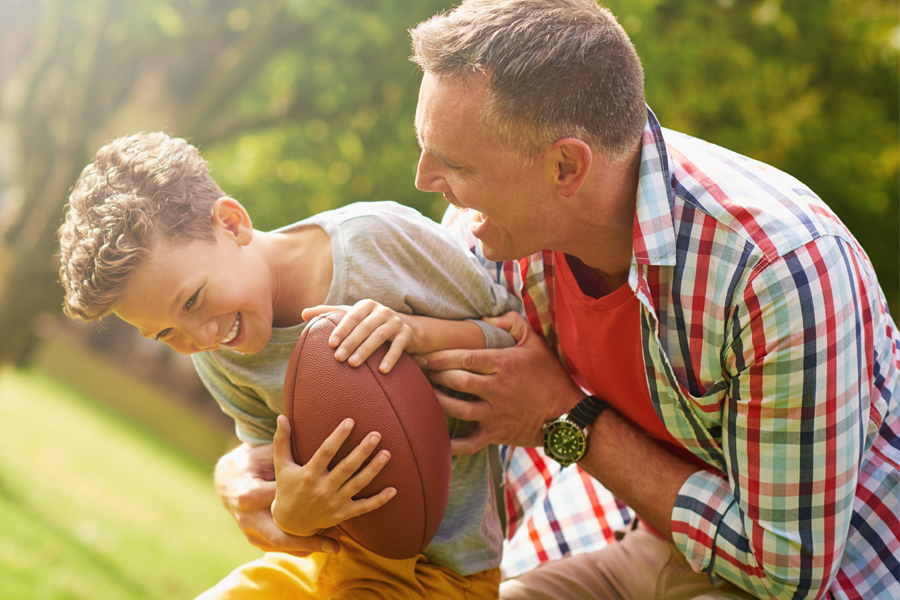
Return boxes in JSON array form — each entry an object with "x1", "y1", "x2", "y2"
[{"x1": 542, "y1": 395, "x2": 608, "y2": 467}]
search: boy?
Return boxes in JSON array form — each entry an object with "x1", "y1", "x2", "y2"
[{"x1": 57, "y1": 132, "x2": 521, "y2": 598}]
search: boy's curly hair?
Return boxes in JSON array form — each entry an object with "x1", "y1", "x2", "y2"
[{"x1": 58, "y1": 132, "x2": 225, "y2": 321}]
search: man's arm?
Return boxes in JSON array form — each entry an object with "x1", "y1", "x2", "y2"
[
  {"x1": 418, "y1": 310, "x2": 697, "y2": 540},
  {"x1": 214, "y1": 442, "x2": 341, "y2": 555}
]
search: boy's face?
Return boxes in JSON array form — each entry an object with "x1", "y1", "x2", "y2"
[{"x1": 113, "y1": 201, "x2": 275, "y2": 355}]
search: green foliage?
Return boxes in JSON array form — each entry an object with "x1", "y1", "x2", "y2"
[
  {"x1": 609, "y1": 0, "x2": 899, "y2": 311},
  {"x1": 200, "y1": 0, "x2": 898, "y2": 313},
  {"x1": 0, "y1": 367, "x2": 259, "y2": 599},
  {"x1": 202, "y1": 0, "x2": 452, "y2": 229}
]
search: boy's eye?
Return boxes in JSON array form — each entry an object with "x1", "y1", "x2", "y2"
[
  {"x1": 185, "y1": 291, "x2": 199, "y2": 310},
  {"x1": 155, "y1": 328, "x2": 171, "y2": 341}
]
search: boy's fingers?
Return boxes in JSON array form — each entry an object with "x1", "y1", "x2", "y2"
[
  {"x1": 341, "y1": 449, "x2": 391, "y2": 498},
  {"x1": 306, "y1": 418, "x2": 355, "y2": 472},
  {"x1": 327, "y1": 431, "x2": 383, "y2": 485},
  {"x1": 337, "y1": 324, "x2": 385, "y2": 365},
  {"x1": 378, "y1": 338, "x2": 409, "y2": 373},
  {"x1": 481, "y1": 310, "x2": 530, "y2": 343},
  {"x1": 343, "y1": 487, "x2": 397, "y2": 520},
  {"x1": 329, "y1": 305, "x2": 372, "y2": 348},
  {"x1": 273, "y1": 415, "x2": 296, "y2": 473},
  {"x1": 301, "y1": 304, "x2": 348, "y2": 325}
]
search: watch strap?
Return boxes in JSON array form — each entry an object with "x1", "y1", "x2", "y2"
[{"x1": 568, "y1": 395, "x2": 608, "y2": 429}]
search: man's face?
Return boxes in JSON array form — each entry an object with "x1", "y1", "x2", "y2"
[
  {"x1": 113, "y1": 226, "x2": 274, "y2": 356},
  {"x1": 414, "y1": 72, "x2": 557, "y2": 262}
]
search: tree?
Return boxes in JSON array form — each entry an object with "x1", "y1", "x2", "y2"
[
  {"x1": 0, "y1": 0, "x2": 447, "y2": 365},
  {"x1": 1, "y1": 0, "x2": 896, "y2": 368}
]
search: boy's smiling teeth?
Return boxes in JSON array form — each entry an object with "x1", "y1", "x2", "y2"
[{"x1": 221, "y1": 314, "x2": 241, "y2": 344}]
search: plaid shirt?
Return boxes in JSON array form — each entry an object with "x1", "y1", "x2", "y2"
[{"x1": 443, "y1": 110, "x2": 900, "y2": 599}]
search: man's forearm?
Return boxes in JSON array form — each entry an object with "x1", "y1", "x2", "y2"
[{"x1": 578, "y1": 409, "x2": 698, "y2": 540}]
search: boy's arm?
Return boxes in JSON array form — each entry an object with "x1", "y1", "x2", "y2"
[{"x1": 303, "y1": 300, "x2": 490, "y2": 374}]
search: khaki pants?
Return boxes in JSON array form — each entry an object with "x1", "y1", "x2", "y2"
[
  {"x1": 196, "y1": 535, "x2": 500, "y2": 600},
  {"x1": 500, "y1": 523, "x2": 755, "y2": 600}
]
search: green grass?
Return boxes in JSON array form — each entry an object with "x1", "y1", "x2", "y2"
[{"x1": 0, "y1": 366, "x2": 262, "y2": 600}]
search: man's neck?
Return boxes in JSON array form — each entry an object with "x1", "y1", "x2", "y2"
[{"x1": 563, "y1": 143, "x2": 641, "y2": 286}]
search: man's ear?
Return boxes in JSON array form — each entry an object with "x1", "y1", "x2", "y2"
[
  {"x1": 550, "y1": 138, "x2": 592, "y2": 198},
  {"x1": 212, "y1": 197, "x2": 253, "y2": 245}
]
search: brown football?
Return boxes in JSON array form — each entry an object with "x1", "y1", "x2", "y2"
[{"x1": 282, "y1": 311, "x2": 452, "y2": 559}]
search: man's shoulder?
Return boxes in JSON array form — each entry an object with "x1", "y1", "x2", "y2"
[{"x1": 662, "y1": 127, "x2": 851, "y2": 261}]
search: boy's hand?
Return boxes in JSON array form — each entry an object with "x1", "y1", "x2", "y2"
[
  {"x1": 302, "y1": 300, "x2": 415, "y2": 373},
  {"x1": 271, "y1": 415, "x2": 396, "y2": 538},
  {"x1": 213, "y1": 443, "x2": 342, "y2": 556}
]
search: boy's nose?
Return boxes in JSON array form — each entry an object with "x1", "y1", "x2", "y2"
[{"x1": 188, "y1": 319, "x2": 219, "y2": 351}]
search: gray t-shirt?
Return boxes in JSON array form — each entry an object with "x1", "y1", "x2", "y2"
[{"x1": 192, "y1": 201, "x2": 521, "y2": 575}]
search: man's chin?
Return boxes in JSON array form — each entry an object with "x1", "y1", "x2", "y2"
[{"x1": 477, "y1": 240, "x2": 522, "y2": 263}]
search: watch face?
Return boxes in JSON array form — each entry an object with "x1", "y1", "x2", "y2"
[{"x1": 543, "y1": 420, "x2": 586, "y2": 467}]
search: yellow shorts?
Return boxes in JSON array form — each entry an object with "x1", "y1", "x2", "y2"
[{"x1": 196, "y1": 535, "x2": 501, "y2": 600}]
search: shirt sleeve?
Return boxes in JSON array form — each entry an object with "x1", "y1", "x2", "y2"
[
  {"x1": 338, "y1": 205, "x2": 522, "y2": 347},
  {"x1": 671, "y1": 236, "x2": 869, "y2": 599}
]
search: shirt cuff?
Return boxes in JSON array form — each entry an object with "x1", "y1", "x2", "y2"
[
  {"x1": 473, "y1": 319, "x2": 516, "y2": 350},
  {"x1": 671, "y1": 469, "x2": 737, "y2": 575}
]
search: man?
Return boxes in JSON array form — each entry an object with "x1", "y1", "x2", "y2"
[{"x1": 406, "y1": 0, "x2": 900, "y2": 599}]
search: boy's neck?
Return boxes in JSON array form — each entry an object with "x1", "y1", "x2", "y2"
[{"x1": 263, "y1": 225, "x2": 334, "y2": 328}]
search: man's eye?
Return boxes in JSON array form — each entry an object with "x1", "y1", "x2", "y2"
[
  {"x1": 155, "y1": 328, "x2": 171, "y2": 341},
  {"x1": 185, "y1": 292, "x2": 198, "y2": 309}
]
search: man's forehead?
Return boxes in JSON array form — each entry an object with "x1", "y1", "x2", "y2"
[{"x1": 415, "y1": 72, "x2": 490, "y2": 140}]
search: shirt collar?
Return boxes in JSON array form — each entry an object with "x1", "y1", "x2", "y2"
[{"x1": 632, "y1": 108, "x2": 677, "y2": 267}]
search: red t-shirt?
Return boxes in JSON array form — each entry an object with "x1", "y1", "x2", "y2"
[{"x1": 552, "y1": 251, "x2": 707, "y2": 472}]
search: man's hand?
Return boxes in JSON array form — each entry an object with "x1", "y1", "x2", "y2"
[
  {"x1": 413, "y1": 311, "x2": 584, "y2": 455},
  {"x1": 271, "y1": 415, "x2": 396, "y2": 537},
  {"x1": 214, "y1": 441, "x2": 341, "y2": 556}
]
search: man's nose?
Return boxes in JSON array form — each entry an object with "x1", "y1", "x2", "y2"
[{"x1": 414, "y1": 150, "x2": 446, "y2": 193}]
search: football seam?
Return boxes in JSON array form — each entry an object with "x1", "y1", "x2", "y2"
[
  {"x1": 282, "y1": 320, "x2": 314, "y2": 462},
  {"x1": 362, "y1": 357, "x2": 428, "y2": 553}
]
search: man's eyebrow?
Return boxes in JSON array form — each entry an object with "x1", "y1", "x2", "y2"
[{"x1": 414, "y1": 118, "x2": 463, "y2": 167}]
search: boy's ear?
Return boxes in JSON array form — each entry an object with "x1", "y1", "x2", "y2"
[
  {"x1": 212, "y1": 197, "x2": 253, "y2": 245},
  {"x1": 549, "y1": 138, "x2": 592, "y2": 198}
]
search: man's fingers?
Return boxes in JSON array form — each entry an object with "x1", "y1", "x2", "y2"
[
  {"x1": 449, "y1": 427, "x2": 491, "y2": 456},
  {"x1": 266, "y1": 523, "x2": 342, "y2": 555},
  {"x1": 412, "y1": 347, "x2": 497, "y2": 375},
  {"x1": 434, "y1": 388, "x2": 489, "y2": 422},
  {"x1": 233, "y1": 478, "x2": 277, "y2": 514}
]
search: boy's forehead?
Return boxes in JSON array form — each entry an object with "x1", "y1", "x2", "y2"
[{"x1": 114, "y1": 239, "x2": 202, "y2": 326}]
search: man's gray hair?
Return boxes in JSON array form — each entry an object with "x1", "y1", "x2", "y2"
[{"x1": 410, "y1": 0, "x2": 646, "y2": 162}]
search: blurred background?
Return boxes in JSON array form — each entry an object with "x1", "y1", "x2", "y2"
[{"x1": 0, "y1": 0, "x2": 897, "y2": 598}]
